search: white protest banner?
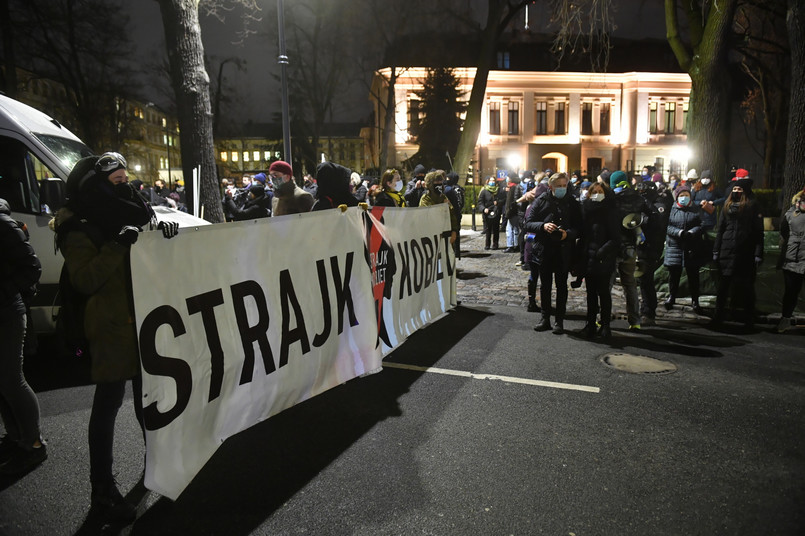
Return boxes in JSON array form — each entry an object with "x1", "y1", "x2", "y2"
[
  {"x1": 360, "y1": 204, "x2": 457, "y2": 354},
  {"x1": 131, "y1": 209, "x2": 381, "y2": 500}
]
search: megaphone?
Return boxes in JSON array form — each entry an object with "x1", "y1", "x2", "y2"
[{"x1": 622, "y1": 212, "x2": 647, "y2": 229}]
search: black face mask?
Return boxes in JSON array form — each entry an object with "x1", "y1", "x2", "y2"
[
  {"x1": 113, "y1": 182, "x2": 137, "y2": 201},
  {"x1": 731, "y1": 191, "x2": 743, "y2": 202},
  {"x1": 434, "y1": 184, "x2": 444, "y2": 195}
]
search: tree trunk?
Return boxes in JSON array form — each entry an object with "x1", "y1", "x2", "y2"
[
  {"x1": 0, "y1": 0, "x2": 17, "y2": 97},
  {"x1": 379, "y1": 66, "x2": 398, "y2": 172},
  {"x1": 453, "y1": 2, "x2": 504, "y2": 182},
  {"x1": 783, "y1": 0, "x2": 805, "y2": 213},
  {"x1": 687, "y1": 65, "x2": 731, "y2": 187},
  {"x1": 157, "y1": 0, "x2": 223, "y2": 223}
]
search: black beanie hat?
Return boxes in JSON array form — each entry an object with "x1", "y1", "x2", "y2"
[
  {"x1": 66, "y1": 156, "x2": 100, "y2": 200},
  {"x1": 249, "y1": 183, "x2": 265, "y2": 197}
]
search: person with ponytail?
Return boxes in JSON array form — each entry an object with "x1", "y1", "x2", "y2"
[
  {"x1": 711, "y1": 174, "x2": 764, "y2": 329},
  {"x1": 52, "y1": 153, "x2": 178, "y2": 524}
]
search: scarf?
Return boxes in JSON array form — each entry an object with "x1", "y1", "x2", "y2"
[{"x1": 484, "y1": 184, "x2": 499, "y2": 196}]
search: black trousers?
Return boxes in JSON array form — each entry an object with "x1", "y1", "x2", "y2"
[
  {"x1": 585, "y1": 271, "x2": 612, "y2": 325},
  {"x1": 638, "y1": 259, "x2": 657, "y2": 317},
  {"x1": 715, "y1": 268, "x2": 756, "y2": 321},
  {"x1": 782, "y1": 269, "x2": 804, "y2": 317},
  {"x1": 667, "y1": 264, "x2": 700, "y2": 301},
  {"x1": 483, "y1": 216, "x2": 500, "y2": 248},
  {"x1": 538, "y1": 262, "x2": 569, "y2": 321}
]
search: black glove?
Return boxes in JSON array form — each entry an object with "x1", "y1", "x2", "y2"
[
  {"x1": 158, "y1": 220, "x2": 179, "y2": 239},
  {"x1": 116, "y1": 225, "x2": 141, "y2": 246}
]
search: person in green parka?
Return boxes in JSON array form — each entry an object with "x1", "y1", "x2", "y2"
[{"x1": 419, "y1": 170, "x2": 458, "y2": 245}]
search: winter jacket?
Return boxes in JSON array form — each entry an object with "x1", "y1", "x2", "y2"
[
  {"x1": 272, "y1": 182, "x2": 315, "y2": 216},
  {"x1": 580, "y1": 197, "x2": 621, "y2": 276},
  {"x1": 692, "y1": 185, "x2": 725, "y2": 230},
  {"x1": 223, "y1": 193, "x2": 271, "y2": 220},
  {"x1": 779, "y1": 205, "x2": 805, "y2": 274},
  {"x1": 664, "y1": 203, "x2": 704, "y2": 268},
  {"x1": 714, "y1": 199, "x2": 764, "y2": 277},
  {"x1": 477, "y1": 186, "x2": 505, "y2": 220},
  {"x1": 373, "y1": 190, "x2": 406, "y2": 207},
  {"x1": 523, "y1": 191, "x2": 582, "y2": 268},
  {"x1": 0, "y1": 198, "x2": 41, "y2": 312},
  {"x1": 404, "y1": 164, "x2": 427, "y2": 207},
  {"x1": 419, "y1": 174, "x2": 459, "y2": 232},
  {"x1": 613, "y1": 186, "x2": 650, "y2": 258},
  {"x1": 54, "y1": 207, "x2": 139, "y2": 382},
  {"x1": 313, "y1": 162, "x2": 358, "y2": 211}
]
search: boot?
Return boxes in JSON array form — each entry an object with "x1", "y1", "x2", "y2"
[
  {"x1": 526, "y1": 280, "x2": 540, "y2": 312},
  {"x1": 534, "y1": 316, "x2": 551, "y2": 332},
  {"x1": 580, "y1": 321, "x2": 597, "y2": 339},
  {"x1": 90, "y1": 480, "x2": 136, "y2": 525},
  {"x1": 527, "y1": 298, "x2": 540, "y2": 313},
  {"x1": 598, "y1": 323, "x2": 612, "y2": 340},
  {"x1": 663, "y1": 296, "x2": 675, "y2": 311},
  {"x1": 552, "y1": 318, "x2": 565, "y2": 335},
  {"x1": 691, "y1": 298, "x2": 703, "y2": 315}
]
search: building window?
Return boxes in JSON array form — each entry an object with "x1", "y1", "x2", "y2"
[
  {"x1": 496, "y1": 51, "x2": 510, "y2": 69},
  {"x1": 489, "y1": 102, "x2": 501, "y2": 135},
  {"x1": 535, "y1": 102, "x2": 547, "y2": 135},
  {"x1": 581, "y1": 102, "x2": 593, "y2": 135},
  {"x1": 231, "y1": 151, "x2": 239, "y2": 162},
  {"x1": 220, "y1": 151, "x2": 228, "y2": 162},
  {"x1": 507, "y1": 102, "x2": 519, "y2": 135},
  {"x1": 649, "y1": 102, "x2": 658, "y2": 134},
  {"x1": 554, "y1": 102, "x2": 566, "y2": 135},
  {"x1": 243, "y1": 151, "x2": 250, "y2": 162},
  {"x1": 253, "y1": 151, "x2": 260, "y2": 162},
  {"x1": 600, "y1": 103, "x2": 611, "y2": 135},
  {"x1": 408, "y1": 99, "x2": 421, "y2": 133},
  {"x1": 664, "y1": 102, "x2": 676, "y2": 134},
  {"x1": 264, "y1": 151, "x2": 271, "y2": 161},
  {"x1": 682, "y1": 102, "x2": 689, "y2": 134}
]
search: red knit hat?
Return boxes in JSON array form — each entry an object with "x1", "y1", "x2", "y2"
[
  {"x1": 269, "y1": 160, "x2": 293, "y2": 176},
  {"x1": 734, "y1": 168, "x2": 749, "y2": 178}
]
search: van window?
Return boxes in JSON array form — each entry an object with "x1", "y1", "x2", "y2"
[
  {"x1": 0, "y1": 136, "x2": 58, "y2": 214},
  {"x1": 33, "y1": 134, "x2": 93, "y2": 172}
]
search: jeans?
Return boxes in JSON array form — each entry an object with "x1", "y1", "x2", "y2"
[
  {"x1": 0, "y1": 301, "x2": 41, "y2": 449},
  {"x1": 506, "y1": 217, "x2": 520, "y2": 248},
  {"x1": 88, "y1": 376, "x2": 143, "y2": 486}
]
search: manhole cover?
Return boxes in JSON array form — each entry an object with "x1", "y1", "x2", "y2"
[{"x1": 600, "y1": 353, "x2": 677, "y2": 374}]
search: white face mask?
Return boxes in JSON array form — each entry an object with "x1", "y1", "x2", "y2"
[
  {"x1": 701, "y1": 178, "x2": 711, "y2": 186},
  {"x1": 393, "y1": 180, "x2": 403, "y2": 191},
  {"x1": 591, "y1": 193, "x2": 605, "y2": 203}
]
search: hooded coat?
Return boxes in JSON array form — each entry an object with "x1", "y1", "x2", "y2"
[
  {"x1": 580, "y1": 195, "x2": 621, "y2": 276},
  {"x1": 419, "y1": 171, "x2": 459, "y2": 232},
  {"x1": 664, "y1": 190, "x2": 705, "y2": 268},
  {"x1": 714, "y1": 192, "x2": 764, "y2": 277},
  {"x1": 53, "y1": 156, "x2": 154, "y2": 382},
  {"x1": 404, "y1": 164, "x2": 427, "y2": 207},
  {"x1": 312, "y1": 162, "x2": 358, "y2": 211}
]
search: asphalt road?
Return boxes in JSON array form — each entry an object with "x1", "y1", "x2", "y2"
[{"x1": 2, "y1": 300, "x2": 804, "y2": 536}]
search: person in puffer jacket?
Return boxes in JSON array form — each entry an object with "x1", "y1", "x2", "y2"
[
  {"x1": 663, "y1": 185, "x2": 705, "y2": 314},
  {"x1": 775, "y1": 189, "x2": 805, "y2": 332}
]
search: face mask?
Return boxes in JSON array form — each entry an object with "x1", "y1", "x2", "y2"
[
  {"x1": 580, "y1": 190, "x2": 589, "y2": 200},
  {"x1": 393, "y1": 180, "x2": 403, "y2": 191},
  {"x1": 554, "y1": 187, "x2": 567, "y2": 199},
  {"x1": 271, "y1": 176, "x2": 285, "y2": 190},
  {"x1": 678, "y1": 196, "x2": 691, "y2": 206},
  {"x1": 571, "y1": 177, "x2": 578, "y2": 184},
  {"x1": 732, "y1": 191, "x2": 743, "y2": 201},
  {"x1": 591, "y1": 193, "x2": 605, "y2": 202},
  {"x1": 434, "y1": 184, "x2": 444, "y2": 195},
  {"x1": 701, "y1": 178, "x2": 711, "y2": 186},
  {"x1": 488, "y1": 181, "x2": 495, "y2": 187}
]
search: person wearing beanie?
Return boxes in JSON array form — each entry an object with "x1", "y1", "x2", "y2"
[
  {"x1": 776, "y1": 190, "x2": 805, "y2": 332},
  {"x1": 312, "y1": 162, "x2": 358, "y2": 211},
  {"x1": 685, "y1": 169, "x2": 699, "y2": 184},
  {"x1": 222, "y1": 182, "x2": 271, "y2": 220},
  {"x1": 419, "y1": 170, "x2": 459, "y2": 245},
  {"x1": 610, "y1": 170, "x2": 651, "y2": 330},
  {"x1": 405, "y1": 164, "x2": 428, "y2": 207},
  {"x1": 711, "y1": 176, "x2": 764, "y2": 329},
  {"x1": 523, "y1": 172, "x2": 583, "y2": 334},
  {"x1": 268, "y1": 160, "x2": 314, "y2": 216},
  {"x1": 663, "y1": 185, "x2": 705, "y2": 314},
  {"x1": 52, "y1": 152, "x2": 178, "y2": 525},
  {"x1": 477, "y1": 175, "x2": 506, "y2": 250},
  {"x1": 652, "y1": 172, "x2": 664, "y2": 183},
  {"x1": 692, "y1": 169, "x2": 725, "y2": 232}
]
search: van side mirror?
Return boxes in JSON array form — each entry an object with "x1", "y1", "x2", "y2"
[{"x1": 40, "y1": 178, "x2": 66, "y2": 213}]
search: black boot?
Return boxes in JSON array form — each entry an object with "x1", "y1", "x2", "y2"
[
  {"x1": 526, "y1": 280, "x2": 539, "y2": 312},
  {"x1": 691, "y1": 298, "x2": 703, "y2": 315},
  {"x1": 598, "y1": 323, "x2": 612, "y2": 340},
  {"x1": 552, "y1": 318, "x2": 565, "y2": 335},
  {"x1": 534, "y1": 316, "x2": 551, "y2": 332},
  {"x1": 580, "y1": 319, "x2": 597, "y2": 339},
  {"x1": 527, "y1": 298, "x2": 540, "y2": 313},
  {"x1": 90, "y1": 480, "x2": 136, "y2": 524},
  {"x1": 663, "y1": 296, "x2": 675, "y2": 311}
]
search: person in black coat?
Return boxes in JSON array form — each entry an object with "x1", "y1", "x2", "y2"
[
  {"x1": 477, "y1": 177, "x2": 506, "y2": 250},
  {"x1": 663, "y1": 185, "x2": 705, "y2": 314},
  {"x1": 578, "y1": 183, "x2": 621, "y2": 339},
  {"x1": 634, "y1": 181, "x2": 668, "y2": 325},
  {"x1": 523, "y1": 172, "x2": 582, "y2": 334},
  {"x1": 711, "y1": 178, "x2": 765, "y2": 328},
  {"x1": 404, "y1": 164, "x2": 427, "y2": 207},
  {"x1": 0, "y1": 198, "x2": 45, "y2": 475},
  {"x1": 312, "y1": 161, "x2": 359, "y2": 211},
  {"x1": 222, "y1": 183, "x2": 272, "y2": 220}
]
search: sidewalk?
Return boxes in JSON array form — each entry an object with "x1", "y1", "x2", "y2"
[{"x1": 455, "y1": 229, "x2": 715, "y2": 323}]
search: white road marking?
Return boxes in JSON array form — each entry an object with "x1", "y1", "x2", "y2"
[{"x1": 383, "y1": 362, "x2": 601, "y2": 393}]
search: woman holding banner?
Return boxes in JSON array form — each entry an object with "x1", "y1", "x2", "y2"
[{"x1": 53, "y1": 153, "x2": 178, "y2": 525}]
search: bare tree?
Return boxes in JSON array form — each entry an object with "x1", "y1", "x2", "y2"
[
  {"x1": 453, "y1": 0, "x2": 530, "y2": 179},
  {"x1": 782, "y1": 0, "x2": 805, "y2": 211},
  {"x1": 0, "y1": 0, "x2": 18, "y2": 97}
]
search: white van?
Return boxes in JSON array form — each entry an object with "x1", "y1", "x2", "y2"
[{"x1": 0, "y1": 94, "x2": 208, "y2": 335}]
